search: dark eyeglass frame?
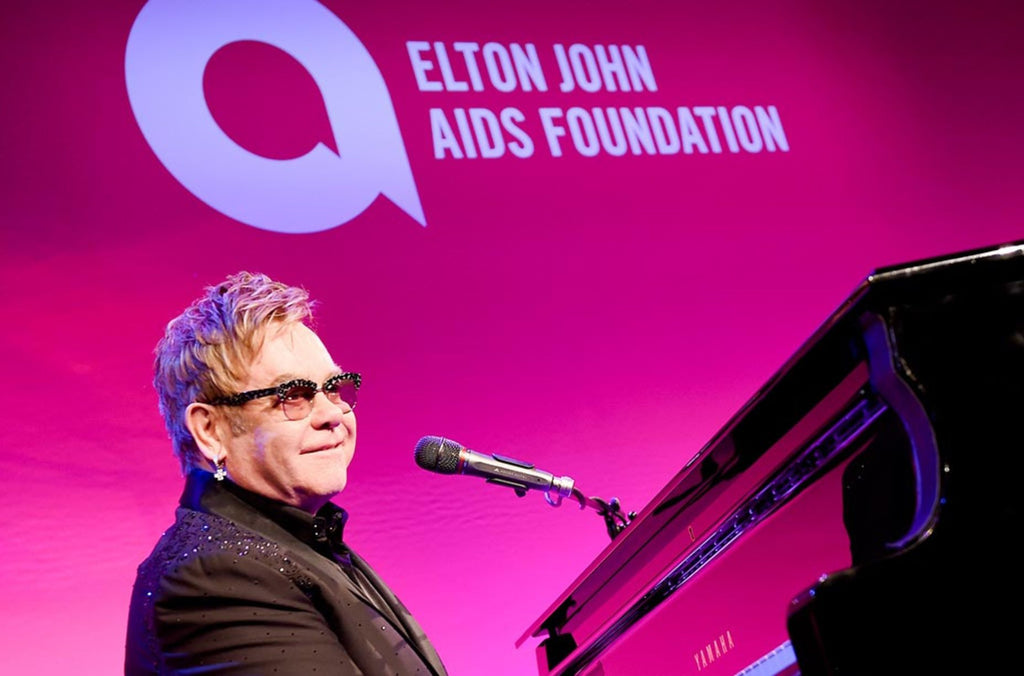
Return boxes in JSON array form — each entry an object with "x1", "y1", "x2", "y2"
[{"x1": 207, "y1": 372, "x2": 361, "y2": 420}]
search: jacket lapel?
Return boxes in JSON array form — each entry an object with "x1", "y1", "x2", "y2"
[{"x1": 349, "y1": 548, "x2": 449, "y2": 674}]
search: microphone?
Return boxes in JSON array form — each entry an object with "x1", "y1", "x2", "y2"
[{"x1": 414, "y1": 435, "x2": 575, "y2": 498}]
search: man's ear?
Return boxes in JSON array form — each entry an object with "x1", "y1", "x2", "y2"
[{"x1": 185, "y1": 402, "x2": 225, "y2": 467}]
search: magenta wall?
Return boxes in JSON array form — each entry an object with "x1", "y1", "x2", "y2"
[{"x1": 1, "y1": 1, "x2": 1022, "y2": 674}]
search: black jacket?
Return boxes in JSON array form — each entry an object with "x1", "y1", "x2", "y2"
[{"x1": 125, "y1": 471, "x2": 448, "y2": 675}]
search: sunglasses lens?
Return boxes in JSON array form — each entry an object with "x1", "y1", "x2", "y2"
[
  {"x1": 329, "y1": 380, "x2": 358, "y2": 409},
  {"x1": 281, "y1": 384, "x2": 317, "y2": 419},
  {"x1": 333, "y1": 381, "x2": 358, "y2": 407}
]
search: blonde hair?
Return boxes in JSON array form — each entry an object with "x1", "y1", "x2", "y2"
[{"x1": 153, "y1": 271, "x2": 315, "y2": 473}]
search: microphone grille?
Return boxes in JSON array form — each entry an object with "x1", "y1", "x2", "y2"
[{"x1": 414, "y1": 435, "x2": 463, "y2": 475}]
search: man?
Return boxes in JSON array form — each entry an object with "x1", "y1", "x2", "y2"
[{"x1": 125, "y1": 271, "x2": 448, "y2": 675}]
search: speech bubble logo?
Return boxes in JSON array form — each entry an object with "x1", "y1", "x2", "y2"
[{"x1": 125, "y1": 0, "x2": 425, "y2": 233}]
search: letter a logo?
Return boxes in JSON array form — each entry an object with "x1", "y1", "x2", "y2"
[{"x1": 125, "y1": 0, "x2": 425, "y2": 233}]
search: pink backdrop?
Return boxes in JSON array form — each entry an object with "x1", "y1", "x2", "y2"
[{"x1": 2, "y1": 1, "x2": 1022, "y2": 674}]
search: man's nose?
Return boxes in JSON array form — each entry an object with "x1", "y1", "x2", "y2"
[{"x1": 310, "y1": 390, "x2": 348, "y2": 426}]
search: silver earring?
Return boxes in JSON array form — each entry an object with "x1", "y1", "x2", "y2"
[{"x1": 213, "y1": 458, "x2": 227, "y2": 482}]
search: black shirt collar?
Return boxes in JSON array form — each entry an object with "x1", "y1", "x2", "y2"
[{"x1": 185, "y1": 470, "x2": 350, "y2": 557}]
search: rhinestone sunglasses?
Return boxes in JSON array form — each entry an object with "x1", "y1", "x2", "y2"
[{"x1": 207, "y1": 372, "x2": 361, "y2": 421}]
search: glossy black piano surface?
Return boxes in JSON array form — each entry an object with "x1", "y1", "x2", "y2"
[{"x1": 519, "y1": 240, "x2": 1024, "y2": 675}]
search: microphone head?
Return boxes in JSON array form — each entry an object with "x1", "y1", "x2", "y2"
[{"x1": 414, "y1": 436, "x2": 464, "y2": 474}]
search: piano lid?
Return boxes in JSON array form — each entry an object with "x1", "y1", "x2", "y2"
[{"x1": 518, "y1": 239, "x2": 1024, "y2": 665}]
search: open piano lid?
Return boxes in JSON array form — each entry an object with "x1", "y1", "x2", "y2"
[{"x1": 519, "y1": 240, "x2": 1024, "y2": 675}]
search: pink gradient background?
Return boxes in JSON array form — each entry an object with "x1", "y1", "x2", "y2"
[{"x1": 1, "y1": 1, "x2": 1022, "y2": 674}]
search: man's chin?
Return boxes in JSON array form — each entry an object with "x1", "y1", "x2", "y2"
[{"x1": 305, "y1": 474, "x2": 348, "y2": 500}]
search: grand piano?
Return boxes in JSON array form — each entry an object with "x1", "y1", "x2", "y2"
[{"x1": 519, "y1": 240, "x2": 1024, "y2": 675}]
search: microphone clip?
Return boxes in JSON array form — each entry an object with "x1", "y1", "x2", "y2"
[{"x1": 485, "y1": 476, "x2": 530, "y2": 498}]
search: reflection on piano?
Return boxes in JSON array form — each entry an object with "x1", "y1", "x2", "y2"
[{"x1": 519, "y1": 240, "x2": 1024, "y2": 674}]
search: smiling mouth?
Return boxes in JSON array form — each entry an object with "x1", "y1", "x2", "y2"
[{"x1": 304, "y1": 444, "x2": 342, "y2": 455}]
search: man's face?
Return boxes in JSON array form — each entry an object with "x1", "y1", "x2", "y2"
[{"x1": 220, "y1": 322, "x2": 356, "y2": 512}]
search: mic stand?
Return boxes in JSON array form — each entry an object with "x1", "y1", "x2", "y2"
[
  {"x1": 566, "y1": 487, "x2": 636, "y2": 541},
  {"x1": 485, "y1": 477, "x2": 635, "y2": 541}
]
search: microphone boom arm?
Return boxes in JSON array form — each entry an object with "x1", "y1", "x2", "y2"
[
  {"x1": 483, "y1": 474, "x2": 634, "y2": 540},
  {"x1": 567, "y1": 487, "x2": 635, "y2": 540},
  {"x1": 517, "y1": 480, "x2": 634, "y2": 541}
]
